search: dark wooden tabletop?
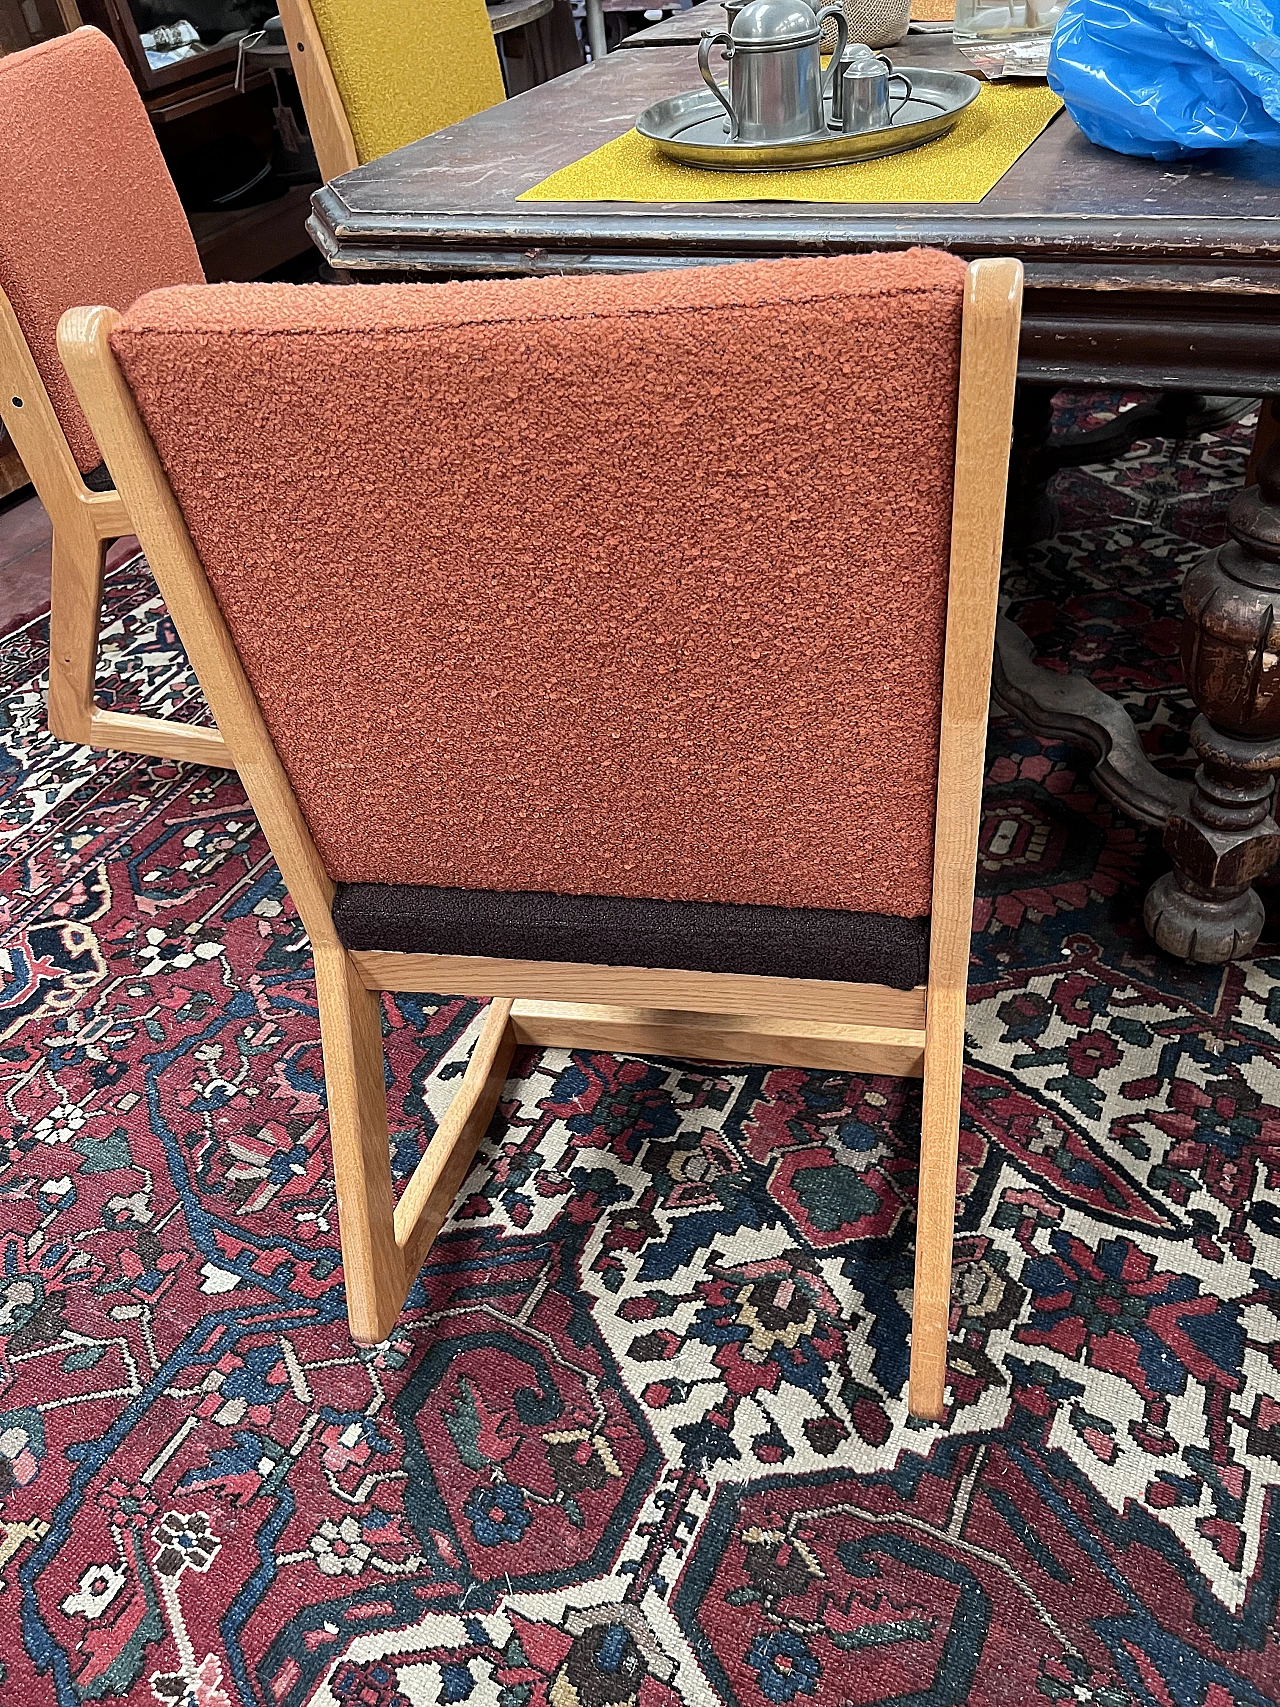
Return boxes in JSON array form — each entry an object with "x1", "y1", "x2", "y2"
[
  {"x1": 614, "y1": 0, "x2": 706, "y2": 32},
  {"x1": 615, "y1": 2, "x2": 957, "y2": 48},
  {"x1": 615, "y1": 0, "x2": 737, "y2": 43},
  {"x1": 309, "y1": 30, "x2": 1280, "y2": 391}
]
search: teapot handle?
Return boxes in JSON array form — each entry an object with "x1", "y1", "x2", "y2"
[
  {"x1": 815, "y1": 6, "x2": 849, "y2": 125},
  {"x1": 698, "y1": 30, "x2": 739, "y2": 140}
]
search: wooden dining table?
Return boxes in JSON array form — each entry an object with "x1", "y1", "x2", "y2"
[{"x1": 308, "y1": 17, "x2": 1280, "y2": 964}]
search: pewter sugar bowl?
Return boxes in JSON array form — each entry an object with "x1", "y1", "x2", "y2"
[{"x1": 698, "y1": 0, "x2": 850, "y2": 143}]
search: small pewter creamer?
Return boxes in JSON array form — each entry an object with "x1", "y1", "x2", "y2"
[
  {"x1": 698, "y1": 0, "x2": 849, "y2": 144},
  {"x1": 838, "y1": 42, "x2": 912, "y2": 134}
]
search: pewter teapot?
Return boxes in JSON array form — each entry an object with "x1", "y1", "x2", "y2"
[{"x1": 698, "y1": 0, "x2": 850, "y2": 144}]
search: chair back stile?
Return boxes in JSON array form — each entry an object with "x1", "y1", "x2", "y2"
[
  {"x1": 59, "y1": 253, "x2": 1023, "y2": 1417},
  {"x1": 912, "y1": 256, "x2": 1023, "y2": 1419},
  {"x1": 59, "y1": 305, "x2": 336, "y2": 945},
  {"x1": 0, "y1": 294, "x2": 124, "y2": 528},
  {"x1": 59, "y1": 302, "x2": 405, "y2": 1341}
]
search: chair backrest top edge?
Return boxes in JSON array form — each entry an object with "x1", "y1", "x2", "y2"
[{"x1": 116, "y1": 249, "x2": 970, "y2": 341}]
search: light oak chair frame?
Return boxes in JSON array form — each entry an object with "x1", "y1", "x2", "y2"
[
  {"x1": 0, "y1": 289, "x2": 230, "y2": 767},
  {"x1": 59, "y1": 255, "x2": 1022, "y2": 1420}
]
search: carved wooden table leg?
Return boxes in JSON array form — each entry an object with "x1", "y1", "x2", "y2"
[
  {"x1": 1005, "y1": 380, "x2": 1056, "y2": 548},
  {"x1": 993, "y1": 618, "x2": 1190, "y2": 829},
  {"x1": 1145, "y1": 440, "x2": 1280, "y2": 961},
  {"x1": 994, "y1": 402, "x2": 1280, "y2": 965}
]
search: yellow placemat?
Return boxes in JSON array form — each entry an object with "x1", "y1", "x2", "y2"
[
  {"x1": 520, "y1": 82, "x2": 1060, "y2": 205},
  {"x1": 912, "y1": 0, "x2": 955, "y2": 19}
]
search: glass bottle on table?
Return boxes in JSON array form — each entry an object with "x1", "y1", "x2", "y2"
[{"x1": 953, "y1": 0, "x2": 1065, "y2": 45}]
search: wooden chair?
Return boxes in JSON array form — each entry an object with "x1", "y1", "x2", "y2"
[
  {"x1": 277, "y1": 0, "x2": 508, "y2": 182},
  {"x1": 60, "y1": 250, "x2": 1022, "y2": 1420},
  {"x1": 0, "y1": 28, "x2": 229, "y2": 769}
]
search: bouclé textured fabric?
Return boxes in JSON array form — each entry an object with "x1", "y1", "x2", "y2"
[
  {"x1": 111, "y1": 251, "x2": 966, "y2": 916},
  {"x1": 0, "y1": 28, "x2": 203, "y2": 473},
  {"x1": 309, "y1": 0, "x2": 505, "y2": 164},
  {"x1": 332, "y1": 884, "x2": 931, "y2": 989}
]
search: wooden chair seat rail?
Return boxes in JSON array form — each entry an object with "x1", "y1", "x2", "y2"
[
  {"x1": 510, "y1": 998, "x2": 926, "y2": 1076},
  {"x1": 352, "y1": 949, "x2": 927, "y2": 1027}
]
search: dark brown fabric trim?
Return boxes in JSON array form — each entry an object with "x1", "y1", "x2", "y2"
[
  {"x1": 81, "y1": 461, "x2": 114, "y2": 492},
  {"x1": 331, "y1": 884, "x2": 930, "y2": 991}
]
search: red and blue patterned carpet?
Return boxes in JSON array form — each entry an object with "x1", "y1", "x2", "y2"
[{"x1": 1, "y1": 404, "x2": 1277, "y2": 1706}]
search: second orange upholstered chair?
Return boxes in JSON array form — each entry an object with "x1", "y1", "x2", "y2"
[
  {"x1": 60, "y1": 249, "x2": 1022, "y2": 1420},
  {"x1": 0, "y1": 26, "x2": 228, "y2": 767}
]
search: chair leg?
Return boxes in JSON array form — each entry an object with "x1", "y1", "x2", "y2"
[
  {"x1": 313, "y1": 943, "x2": 406, "y2": 1344},
  {"x1": 314, "y1": 951, "x2": 516, "y2": 1344},
  {"x1": 46, "y1": 525, "x2": 104, "y2": 746},
  {"x1": 394, "y1": 997, "x2": 515, "y2": 1276},
  {"x1": 909, "y1": 985, "x2": 965, "y2": 1421}
]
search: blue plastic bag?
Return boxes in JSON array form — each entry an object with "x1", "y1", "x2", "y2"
[{"x1": 1047, "y1": 0, "x2": 1280, "y2": 157}]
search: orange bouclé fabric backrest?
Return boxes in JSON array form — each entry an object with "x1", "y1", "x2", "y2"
[
  {"x1": 112, "y1": 252, "x2": 967, "y2": 917},
  {"x1": 0, "y1": 28, "x2": 204, "y2": 474}
]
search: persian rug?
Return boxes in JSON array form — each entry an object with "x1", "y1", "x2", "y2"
[{"x1": 0, "y1": 405, "x2": 1277, "y2": 1707}]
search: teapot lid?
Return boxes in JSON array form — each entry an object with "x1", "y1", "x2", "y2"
[{"x1": 730, "y1": 0, "x2": 820, "y2": 43}]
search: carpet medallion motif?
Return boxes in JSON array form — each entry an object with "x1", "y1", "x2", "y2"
[{"x1": 0, "y1": 407, "x2": 1277, "y2": 1705}]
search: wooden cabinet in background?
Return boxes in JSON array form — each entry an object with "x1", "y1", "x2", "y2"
[
  {"x1": 0, "y1": 0, "x2": 81, "y2": 57},
  {"x1": 75, "y1": 0, "x2": 274, "y2": 120}
]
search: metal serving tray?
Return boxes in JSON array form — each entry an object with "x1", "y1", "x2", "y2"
[{"x1": 635, "y1": 67, "x2": 979, "y2": 171}]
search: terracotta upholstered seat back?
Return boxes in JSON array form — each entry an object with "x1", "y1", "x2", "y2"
[
  {"x1": 308, "y1": 0, "x2": 505, "y2": 165},
  {"x1": 0, "y1": 27, "x2": 203, "y2": 475},
  {"x1": 109, "y1": 250, "x2": 967, "y2": 918}
]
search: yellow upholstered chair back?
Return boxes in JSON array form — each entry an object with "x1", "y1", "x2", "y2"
[{"x1": 280, "y1": 0, "x2": 505, "y2": 178}]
